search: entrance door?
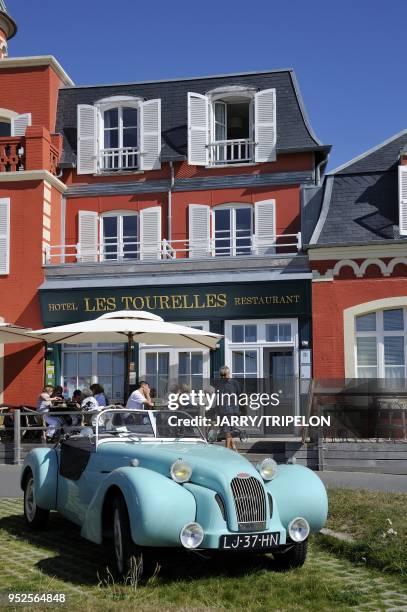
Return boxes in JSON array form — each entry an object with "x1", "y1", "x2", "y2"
[
  {"x1": 224, "y1": 318, "x2": 299, "y2": 437},
  {"x1": 263, "y1": 348, "x2": 296, "y2": 435}
]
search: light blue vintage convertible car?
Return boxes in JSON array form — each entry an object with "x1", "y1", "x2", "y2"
[{"x1": 21, "y1": 409, "x2": 328, "y2": 579}]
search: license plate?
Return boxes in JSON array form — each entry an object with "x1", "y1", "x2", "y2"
[{"x1": 220, "y1": 532, "x2": 280, "y2": 550}]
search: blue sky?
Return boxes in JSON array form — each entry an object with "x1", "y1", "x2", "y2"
[{"x1": 5, "y1": 0, "x2": 405, "y2": 169}]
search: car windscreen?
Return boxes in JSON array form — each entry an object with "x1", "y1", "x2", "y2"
[
  {"x1": 100, "y1": 409, "x2": 155, "y2": 436},
  {"x1": 153, "y1": 410, "x2": 204, "y2": 439}
]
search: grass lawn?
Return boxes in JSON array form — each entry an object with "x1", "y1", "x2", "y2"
[
  {"x1": 0, "y1": 492, "x2": 407, "y2": 611},
  {"x1": 320, "y1": 488, "x2": 407, "y2": 579}
]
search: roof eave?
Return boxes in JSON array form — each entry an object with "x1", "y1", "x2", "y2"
[
  {"x1": 306, "y1": 237, "x2": 407, "y2": 250},
  {"x1": 0, "y1": 55, "x2": 74, "y2": 86},
  {"x1": 328, "y1": 127, "x2": 407, "y2": 175}
]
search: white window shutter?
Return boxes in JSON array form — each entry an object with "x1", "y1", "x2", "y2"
[
  {"x1": 398, "y1": 165, "x2": 407, "y2": 236},
  {"x1": 188, "y1": 92, "x2": 209, "y2": 166},
  {"x1": 254, "y1": 88, "x2": 277, "y2": 162},
  {"x1": 254, "y1": 199, "x2": 276, "y2": 255},
  {"x1": 78, "y1": 211, "x2": 98, "y2": 262},
  {"x1": 140, "y1": 99, "x2": 161, "y2": 171},
  {"x1": 140, "y1": 206, "x2": 162, "y2": 260},
  {"x1": 189, "y1": 204, "x2": 211, "y2": 258},
  {"x1": 11, "y1": 113, "x2": 31, "y2": 137},
  {"x1": 0, "y1": 198, "x2": 10, "y2": 274},
  {"x1": 77, "y1": 105, "x2": 98, "y2": 175}
]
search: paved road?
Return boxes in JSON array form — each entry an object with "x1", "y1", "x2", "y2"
[{"x1": 1, "y1": 464, "x2": 407, "y2": 498}]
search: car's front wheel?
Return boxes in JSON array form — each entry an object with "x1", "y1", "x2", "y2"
[
  {"x1": 273, "y1": 540, "x2": 308, "y2": 569},
  {"x1": 111, "y1": 496, "x2": 145, "y2": 581},
  {"x1": 23, "y1": 470, "x2": 50, "y2": 530}
]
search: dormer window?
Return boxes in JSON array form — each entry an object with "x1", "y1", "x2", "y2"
[
  {"x1": 188, "y1": 87, "x2": 276, "y2": 167},
  {"x1": 102, "y1": 104, "x2": 139, "y2": 171},
  {"x1": 212, "y1": 95, "x2": 253, "y2": 164},
  {"x1": 77, "y1": 96, "x2": 161, "y2": 175}
]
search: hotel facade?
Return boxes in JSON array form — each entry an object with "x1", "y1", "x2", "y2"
[{"x1": 1, "y1": 1, "x2": 406, "y2": 433}]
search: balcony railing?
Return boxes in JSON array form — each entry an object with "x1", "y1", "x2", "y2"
[
  {"x1": 208, "y1": 139, "x2": 254, "y2": 165},
  {"x1": 44, "y1": 233, "x2": 302, "y2": 265},
  {"x1": 0, "y1": 137, "x2": 25, "y2": 172},
  {"x1": 100, "y1": 147, "x2": 139, "y2": 171}
]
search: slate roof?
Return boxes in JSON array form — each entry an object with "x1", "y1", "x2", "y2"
[
  {"x1": 55, "y1": 69, "x2": 329, "y2": 166},
  {"x1": 310, "y1": 130, "x2": 407, "y2": 246}
]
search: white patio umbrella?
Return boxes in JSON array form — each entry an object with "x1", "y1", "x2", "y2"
[
  {"x1": 29, "y1": 311, "x2": 222, "y2": 398},
  {"x1": 0, "y1": 322, "x2": 43, "y2": 344}
]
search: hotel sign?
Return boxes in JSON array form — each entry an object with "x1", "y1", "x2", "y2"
[{"x1": 40, "y1": 281, "x2": 310, "y2": 326}]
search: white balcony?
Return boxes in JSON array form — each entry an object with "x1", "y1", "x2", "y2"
[
  {"x1": 208, "y1": 139, "x2": 254, "y2": 165},
  {"x1": 100, "y1": 147, "x2": 139, "y2": 171},
  {"x1": 44, "y1": 233, "x2": 302, "y2": 265}
]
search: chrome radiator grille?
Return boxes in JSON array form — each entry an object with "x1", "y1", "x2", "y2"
[{"x1": 230, "y1": 476, "x2": 267, "y2": 530}]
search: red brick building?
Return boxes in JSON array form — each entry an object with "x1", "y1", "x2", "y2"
[
  {"x1": 0, "y1": 3, "x2": 73, "y2": 404},
  {"x1": 308, "y1": 132, "x2": 407, "y2": 382},
  {"x1": 0, "y1": 2, "x2": 331, "y2": 420}
]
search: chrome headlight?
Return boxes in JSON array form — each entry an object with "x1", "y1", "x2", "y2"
[
  {"x1": 258, "y1": 457, "x2": 278, "y2": 481},
  {"x1": 170, "y1": 459, "x2": 192, "y2": 483},
  {"x1": 180, "y1": 522, "x2": 204, "y2": 548},
  {"x1": 288, "y1": 517, "x2": 310, "y2": 542}
]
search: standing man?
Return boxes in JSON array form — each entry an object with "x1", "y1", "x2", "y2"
[
  {"x1": 126, "y1": 381, "x2": 154, "y2": 410},
  {"x1": 216, "y1": 366, "x2": 241, "y2": 451}
]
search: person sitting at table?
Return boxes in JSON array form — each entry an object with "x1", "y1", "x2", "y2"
[
  {"x1": 65, "y1": 389, "x2": 83, "y2": 428},
  {"x1": 36, "y1": 385, "x2": 64, "y2": 441},
  {"x1": 71, "y1": 389, "x2": 83, "y2": 406},
  {"x1": 90, "y1": 383, "x2": 108, "y2": 407},
  {"x1": 51, "y1": 385, "x2": 64, "y2": 403},
  {"x1": 126, "y1": 381, "x2": 154, "y2": 410},
  {"x1": 81, "y1": 387, "x2": 103, "y2": 427}
]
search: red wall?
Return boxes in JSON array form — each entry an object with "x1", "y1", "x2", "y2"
[
  {"x1": 65, "y1": 193, "x2": 168, "y2": 248},
  {"x1": 0, "y1": 181, "x2": 45, "y2": 404},
  {"x1": 63, "y1": 153, "x2": 314, "y2": 187},
  {"x1": 312, "y1": 276, "x2": 407, "y2": 379},
  {"x1": 0, "y1": 65, "x2": 63, "y2": 132},
  {"x1": 172, "y1": 184, "x2": 300, "y2": 242},
  {"x1": 64, "y1": 184, "x2": 301, "y2": 252}
]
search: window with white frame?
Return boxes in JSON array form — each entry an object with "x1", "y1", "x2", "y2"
[
  {"x1": 62, "y1": 343, "x2": 126, "y2": 402},
  {"x1": 77, "y1": 206, "x2": 162, "y2": 263},
  {"x1": 101, "y1": 211, "x2": 139, "y2": 260},
  {"x1": 77, "y1": 96, "x2": 161, "y2": 175},
  {"x1": 211, "y1": 94, "x2": 253, "y2": 164},
  {"x1": 0, "y1": 109, "x2": 31, "y2": 137},
  {"x1": 139, "y1": 321, "x2": 210, "y2": 398},
  {"x1": 188, "y1": 200, "x2": 276, "y2": 259},
  {"x1": 225, "y1": 319, "x2": 297, "y2": 379},
  {"x1": 102, "y1": 105, "x2": 139, "y2": 171},
  {"x1": 188, "y1": 87, "x2": 276, "y2": 167},
  {"x1": 355, "y1": 309, "x2": 407, "y2": 378},
  {"x1": 213, "y1": 204, "x2": 252, "y2": 256},
  {"x1": 0, "y1": 119, "x2": 10, "y2": 137}
]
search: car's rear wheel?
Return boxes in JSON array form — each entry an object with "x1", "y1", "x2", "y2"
[
  {"x1": 23, "y1": 470, "x2": 49, "y2": 530},
  {"x1": 273, "y1": 540, "x2": 308, "y2": 569},
  {"x1": 111, "y1": 496, "x2": 145, "y2": 581}
]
